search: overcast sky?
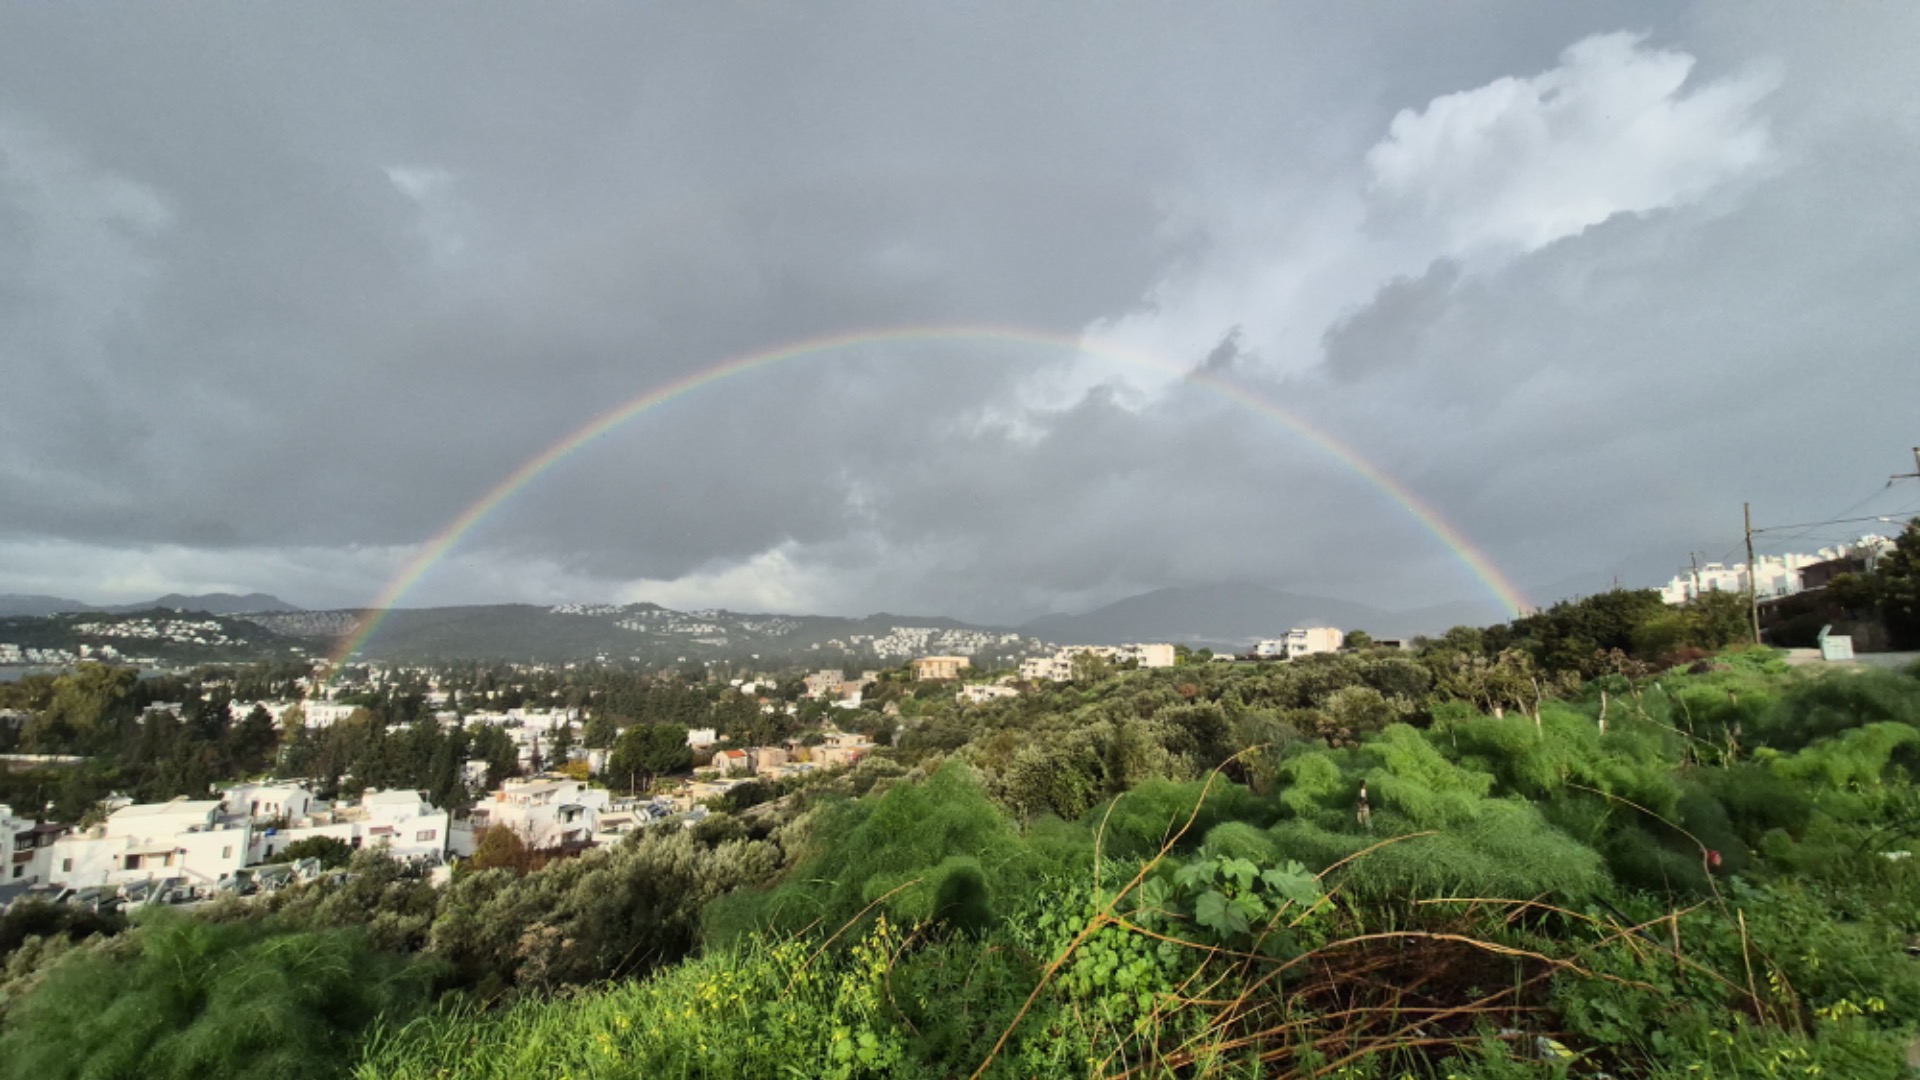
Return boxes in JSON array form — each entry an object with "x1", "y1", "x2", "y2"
[{"x1": 4, "y1": 3, "x2": 1918, "y2": 624}]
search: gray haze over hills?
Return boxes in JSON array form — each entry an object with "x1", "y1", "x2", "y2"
[
  {"x1": 0, "y1": 592, "x2": 301, "y2": 618},
  {"x1": 4, "y1": 584, "x2": 1500, "y2": 667},
  {"x1": 4, "y1": 6, "x2": 1919, "y2": 625},
  {"x1": 1022, "y1": 584, "x2": 1490, "y2": 648}
]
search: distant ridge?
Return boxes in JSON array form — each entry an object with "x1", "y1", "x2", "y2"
[
  {"x1": 0, "y1": 592, "x2": 302, "y2": 617},
  {"x1": 1023, "y1": 583, "x2": 1503, "y2": 648},
  {"x1": 113, "y1": 592, "x2": 303, "y2": 615},
  {"x1": 0, "y1": 594, "x2": 99, "y2": 618}
]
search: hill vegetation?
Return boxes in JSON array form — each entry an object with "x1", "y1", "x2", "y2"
[{"x1": 3, "y1": 573, "x2": 1920, "y2": 1078}]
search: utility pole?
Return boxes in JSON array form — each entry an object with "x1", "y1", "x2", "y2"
[
  {"x1": 1744, "y1": 502, "x2": 1761, "y2": 644},
  {"x1": 1689, "y1": 551, "x2": 1702, "y2": 603},
  {"x1": 1896, "y1": 447, "x2": 1920, "y2": 482}
]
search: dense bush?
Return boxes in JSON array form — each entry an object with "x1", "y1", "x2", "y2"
[
  {"x1": 0, "y1": 914, "x2": 432, "y2": 1080},
  {"x1": 705, "y1": 761, "x2": 1079, "y2": 943},
  {"x1": 430, "y1": 826, "x2": 776, "y2": 995},
  {"x1": 11, "y1": 650, "x2": 1920, "y2": 1078}
]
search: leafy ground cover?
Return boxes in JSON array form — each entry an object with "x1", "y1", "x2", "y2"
[
  {"x1": 353, "y1": 655, "x2": 1920, "y2": 1078},
  {"x1": 7, "y1": 644, "x2": 1920, "y2": 1078}
]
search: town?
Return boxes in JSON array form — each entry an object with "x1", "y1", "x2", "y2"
[
  {"x1": 0, "y1": 628, "x2": 1369, "y2": 908},
  {"x1": 8, "y1": 536, "x2": 1911, "y2": 912}
]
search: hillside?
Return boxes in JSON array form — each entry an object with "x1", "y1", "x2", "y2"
[
  {"x1": 11, "y1": 648, "x2": 1918, "y2": 1078},
  {"x1": 0, "y1": 592, "x2": 301, "y2": 619},
  {"x1": 361, "y1": 655, "x2": 1920, "y2": 1078},
  {"x1": 1024, "y1": 583, "x2": 1499, "y2": 646},
  {"x1": 4, "y1": 580, "x2": 1920, "y2": 1078},
  {"x1": 109, "y1": 592, "x2": 302, "y2": 615},
  {"x1": 253, "y1": 602, "x2": 1044, "y2": 667},
  {"x1": 0, "y1": 609, "x2": 316, "y2": 667},
  {"x1": 5, "y1": 586, "x2": 1523, "y2": 670}
]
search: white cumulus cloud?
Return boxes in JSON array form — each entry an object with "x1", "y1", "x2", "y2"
[{"x1": 1365, "y1": 32, "x2": 1777, "y2": 257}]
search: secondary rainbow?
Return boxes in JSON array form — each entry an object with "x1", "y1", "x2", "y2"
[{"x1": 330, "y1": 325, "x2": 1528, "y2": 666}]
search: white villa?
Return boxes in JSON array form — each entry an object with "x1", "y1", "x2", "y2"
[
  {"x1": 13, "y1": 783, "x2": 454, "y2": 895},
  {"x1": 1019, "y1": 643, "x2": 1176, "y2": 682},
  {"x1": 227, "y1": 700, "x2": 362, "y2": 729},
  {"x1": 1253, "y1": 627, "x2": 1345, "y2": 659},
  {"x1": 47, "y1": 800, "x2": 250, "y2": 893},
  {"x1": 454, "y1": 776, "x2": 610, "y2": 855},
  {"x1": 4, "y1": 804, "x2": 59, "y2": 886},
  {"x1": 957, "y1": 683, "x2": 1020, "y2": 704},
  {"x1": 254, "y1": 787, "x2": 450, "y2": 865}
]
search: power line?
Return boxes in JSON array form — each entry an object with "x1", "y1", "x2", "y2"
[
  {"x1": 1665, "y1": 451, "x2": 1914, "y2": 600},
  {"x1": 1761, "y1": 480, "x2": 1900, "y2": 548},
  {"x1": 1754, "y1": 449, "x2": 1919, "y2": 547},
  {"x1": 1751, "y1": 512, "x2": 1913, "y2": 536}
]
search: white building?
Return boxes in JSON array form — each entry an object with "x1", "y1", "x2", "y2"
[
  {"x1": 590, "y1": 796, "x2": 679, "y2": 844},
  {"x1": 227, "y1": 700, "x2": 366, "y2": 729},
  {"x1": 1657, "y1": 536, "x2": 1893, "y2": 605},
  {"x1": 1287, "y1": 627, "x2": 1344, "y2": 657},
  {"x1": 344, "y1": 790, "x2": 449, "y2": 862},
  {"x1": 454, "y1": 776, "x2": 611, "y2": 855},
  {"x1": 257, "y1": 788, "x2": 451, "y2": 865},
  {"x1": 222, "y1": 781, "x2": 316, "y2": 824},
  {"x1": 462, "y1": 708, "x2": 582, "y2": 769},
  {"x1": 48, "y1": 800, "x2": 251, "y2": 892},
  {"x1": 957, "y1": 683, "x2": 1020, "y2": 704},
  {"x1": 3, "y1": 804, "x2": 58, "y2": 886},
  {"x1": 1253, "y1": 628, "x2": 1345, "y2": 659},
  {"x1": 1019, "y1": 643, "x2": 1177, "y2": 681},
  {"x1": 229, "y1": 699, "x2": 293, "y2": 724}
]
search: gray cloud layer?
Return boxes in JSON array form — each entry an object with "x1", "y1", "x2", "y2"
[{"x1": 3, "y1": 4, "x2": 1918, "y2": 623}]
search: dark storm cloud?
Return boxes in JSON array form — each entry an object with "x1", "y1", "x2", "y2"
[
  {"x1": 0, "y1": 5, "x2": 1186, "y2": 553},
  {"x1": 1196, "y1": 328, "x2": 1246, "y2": 376},
  {"x1": 2, "y1": 3, "x2": 1917, "y2": 620},
  {"x1": 1319, "y1": 261, "x2": 1460, "y2": 382}
]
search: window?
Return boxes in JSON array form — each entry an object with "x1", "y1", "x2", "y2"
[
  {"x1": 124, "y1": 855, "x2": 141, "y2": 871},
  {"x1": 222, "y1": 846, "x2": 233, "y2": 859},
  {"x1": 61, "y1": 858, "x2": 73, "y2": 872},
  {"x1": 11, "y1": 865, "x2": 20, "y2": 879},
  {"x1": 416, "y1": 829, "x2": 437, "y2": 842}
]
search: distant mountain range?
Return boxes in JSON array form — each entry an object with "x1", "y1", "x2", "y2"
[
  {"x1": 2, "y1": 583, "x2": 1513, "y2": 666},
  {"x1": 0, "y1": 592, "x2": 302, "y2": 618},
  {"x1": 1021, "y1": 584, "x2": 1502, "y2": 648}
]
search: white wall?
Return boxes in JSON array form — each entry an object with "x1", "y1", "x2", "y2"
[
  {"x1": 48, "y1": 810, "x2": 251, "y2": 891},
  {"x1": 223, "y1": 782, "x2": 315, "y2": 822}
]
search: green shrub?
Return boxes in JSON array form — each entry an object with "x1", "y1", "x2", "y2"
[
  {"x1": 1752, "y1": 671, "x2": 1920, "y2": 751},
  {"x1": 1270, "y1": 801, "x2": 1606, "y2": 899},
  {"x1": 1198, "y1": 820, "x2": 1280, "y2": 866},
  {"x1": 279, "y1": 834, "x2": 354, "y2": 869},
  {"x1": 0, "y1": 898, "x2": 125, "y2": 965},
  {"x1": 1091, "y1": 778, "x2": 1267, "y2": 860},
  {"x1": 431, "y1": 826, "x2": 775, "y2": 995},
  {"x1": 0, "y1": 914, "x2": 432, "y2": 1080},
  {"x1": 705, "y1": 761, "x2": 1070, "y2": 943}
]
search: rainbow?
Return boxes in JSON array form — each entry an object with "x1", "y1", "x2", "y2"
[{"x1": 329, "y1": 325, "x2": 1527, "y2": 666}]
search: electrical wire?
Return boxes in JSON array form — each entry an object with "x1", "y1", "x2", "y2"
[
  {"x1": 1751, "y1": 513, "x2": 1913, "y2": 535},
  {"x1": 1760, "y1": 481, "x2": 1897, "y2": 548},
  {"x1": 1656, "y1": 468, "x2": 1916, "y2": 586}
]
